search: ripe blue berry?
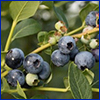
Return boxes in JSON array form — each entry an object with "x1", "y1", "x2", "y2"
[
  {"x1": 7, "y1": 69, "x2": 25, "y2": 87},
  {"x1": 5, "y1": 48, "x2": 24, "y2": 69},
  {"x1": 23, "y1": 53, "x2": 43, "y2": 74},
  {"x1": 70, "y1": 46, "x2": 79, "y2": 61},
  {"x1": 75, "y1": 51, "x2": 95, "y2": 70},
  {"x1": 38, "y1": 61, "x2": 51, "y2": 80},
  {"x1": 91, "y1": 48, "x2": 99, "y2": 62},
  {"x1": 58, "y1": 36, "x2": 76, "y2": 54},
  {"x1": 51, "y1": 50, "x2": 70, "y2": 67},
  {"x1": 85, "y1": 11, "x2": 99, "y2": 27}
]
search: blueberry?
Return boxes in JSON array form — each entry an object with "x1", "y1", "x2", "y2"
[
  {"x1": 58, "y1": 36, "x2": 76, "y2": 54},
  {"x1": 51, "y1": 50, "x2": 70, "y2": 67},
  {"x1": 38, "y1": 61, "x2": 51, "y2": 80},
  {"x1": 7, "y1": 69, "x2": 25, "y2": 87},
  {"x1": 23, "y1": 53, "x2": 43, "y2": 74},
  {"x1": 85, "y1": 11, "x2": 99, "y2": 27},
  {"x1": 70, "y1": 46, "x2": 79, "y2": 61},
  {"x1": 26, "y1": 73, "x2": 39, "y2": 86},
  {"x1": 5, "y1": 48, "x2": 24, "y2": 69},
  {"x1": 75, "y1": 51, "x2": 95, "y2": 70},
  {"x1": 91, "y1": 48, "x2": 99, "y2": 62}
]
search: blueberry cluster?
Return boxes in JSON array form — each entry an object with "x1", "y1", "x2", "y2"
[
  {"x1": 5, "y1": 48, "x2": 51, "y2": 87},
  {"x1": 81, "y1": 26, "x2": 99, "y2": 49},
  {"x1": 81, "y1": 11, "x2": 99, "y2": 49},
  {"x1": 81, "y1": 10, "x2": 99, "y2": 62},
  {"x1": 51, "y1": 36, "x2": 79, "y2": 67},
  {"x1": 51, "y1": 35, "x2": 98, "y2": 70},
  {"x1": 5, "y1": 10, "x2": 99, "y2": 87}
]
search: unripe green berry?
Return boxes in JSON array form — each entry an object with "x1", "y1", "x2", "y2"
[
  {"x1": 26, "y1": 73, "x2": 39, "y2": 86},
  {"x1": 82, "y1": 26, "x2": 93, "y2": 32},
  {"x1": 82, "y1": 26, "x2": 97, "y2": 39},
  {"x1": 48, "y1": 37, "x2": 56, "y2": 45},
  {"x1": 81, "y1": 35, "x2": 90, "y2": 44},
  {"x1": 89, "y1": 39, "x2": 99, "y2": 49},
  {"x1": 55, "y1": 21, "x2": 65, "y2": 31}
]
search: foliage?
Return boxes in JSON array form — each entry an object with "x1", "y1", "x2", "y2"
[{"x1": 1, "y1": 1, "x2": 99, "y2": 99}]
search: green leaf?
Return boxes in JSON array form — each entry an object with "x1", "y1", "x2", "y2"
[
  {"x1": 2, "y1": 77, "x2": 10, "y2": 90},
  {"x1": 79, "y1": 3, "x2": 99, "y2": 22},
  {"x1": 68, "y1": 62, "x2": 92, "y2": 99},
  {"x1": 10, "y1": 93, "x2": 25, "y2": 99},
  {"x1": 1, "y1": 51, "x2": 7, "y2": 67},
  {"x1": 91, "y1": 62, "x2": 99, "y2": 88},
  {"x1": 9, "y1": 1, "x2": 40, "y2": 22},
  {"x1": 37, "y1": 31, "x2": 48, "y2": 44},
  {"x1": 30, "y1": 95, "x2": 49, "y2": 99},
  {"x1": 55, "y1": 1, "x2": 69, "y2": 7},
  {"x1": 17, "y1": 81, "x2": 27, "y2": 99},
  {"x1": 83, "y1": 69, "x2": 94, "y2": 85},
  {"x1": 63, "y1": 77, "x2": 69, "y2": 88},
  {"x1": 53, "y1": 5, "x2": 68, "y2": 28},
  {"x1": 41, "y1": 1, "x2": 53, "y2": 9},
  {"x1": 12, "y1": 19, "x2": 41, "y2": 41},
  {"x1": 44, "y1": 47, "x2": 52, "y2": 55},
  {"x1": 37, "y1": 30, "x2": 56, "y2": 46},
  {"x1": 47, "y1": 30, "x2": 55, "y2": 39}
]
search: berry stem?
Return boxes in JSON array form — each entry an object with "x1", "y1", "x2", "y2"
[
  {"x1": 4, "y1": 21, "x2": 17, "y2": 51},
  {"x1": 29, "y1": 22, "x2": 85, "y2": 54},
  {"x1": 71, "y1": 28, "x2": 99, "y2": 38},
  {"x1": 1, "y1": 87, "x2": 99, "y2": 93},
  {"x1": 64, "y1": 21, "x2": 85, "y2": 36},
  {"x1": 92, "y1": 88, "x2": 99, "y2": 92},
  {"x1": 1, "y1": 87, "x2": 70, "y2": 93},
  {"x1": 1, "y1": 71, "x2": 8, "y2": 79},
  {"x1": 30, "y1": 43, "x2": 52, "y2": 54},
  {"x1": 29, "y1": 27, "x2": 98, "y2": 55},
  {"x1": 30, "y1": 86, "x2": 70, "y2": 92}
]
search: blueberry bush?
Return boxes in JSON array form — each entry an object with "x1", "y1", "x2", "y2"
[{"x1": 1, "y1": 1, "x2": 99, "y2": 99}]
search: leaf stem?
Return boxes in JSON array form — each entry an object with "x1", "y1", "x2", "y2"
[{"x1": 4, "y1": 21, "x2": 17, "y2": 51}]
